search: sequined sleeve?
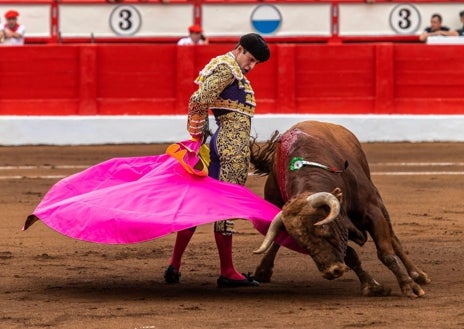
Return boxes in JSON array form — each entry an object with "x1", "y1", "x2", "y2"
[{"x1": 187, "y1": 64, "x2": 235, "y2": 138}]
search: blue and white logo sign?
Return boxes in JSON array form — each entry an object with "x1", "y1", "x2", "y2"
[{"x1": 251, "y1": 5, "x2": 282, "y2": 35}]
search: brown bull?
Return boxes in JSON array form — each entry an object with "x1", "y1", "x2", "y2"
[{"x1": 250, "y1": 120, "x2": 431, "y2": 298}]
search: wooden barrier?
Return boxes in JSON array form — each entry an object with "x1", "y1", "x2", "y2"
[{"x1": 0, "y1": 43, "x2": 463, "y2": 115}]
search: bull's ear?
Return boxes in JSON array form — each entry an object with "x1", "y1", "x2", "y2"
[{"x1": 331, "y1": 187, "x2": 343, "y2": 204}]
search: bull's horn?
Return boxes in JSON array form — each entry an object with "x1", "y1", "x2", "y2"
[
  {"x1": 307, "y1": 192, "x2": 341, "y2": 226},
  {"x1": 253, "y1": 211, "x2": 284, "y2": 254}
]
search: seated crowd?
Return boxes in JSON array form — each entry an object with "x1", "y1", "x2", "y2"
[{"x1": 419, "y1": 11, "x2": 464, "y2": 42}]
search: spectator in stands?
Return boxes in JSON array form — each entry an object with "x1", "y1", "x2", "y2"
[
  {"x1": 177, "y1": 24, "x2": 208, "y2": 46},
  {"x1": 456, "y1": 10, "x2": 464, "y2": 36},
  {"x1": 1, "y1": 10, "x2": 25, "y2": 45},
  {"x1": 419, "y1": 13, "x2": 457, "y2": 42}
]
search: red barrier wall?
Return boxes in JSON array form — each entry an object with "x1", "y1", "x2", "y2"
[{"x1": 0, "y1": 43, "x2": 463, "y2": 115}]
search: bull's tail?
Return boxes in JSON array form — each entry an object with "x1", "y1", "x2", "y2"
[{"x1": 250, "y1": 130, "x2": 280, "y2": 176}]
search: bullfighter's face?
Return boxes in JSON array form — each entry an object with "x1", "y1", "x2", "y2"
[{"x1": 235, "y1": 45, "x2": 259, "y2": 74}]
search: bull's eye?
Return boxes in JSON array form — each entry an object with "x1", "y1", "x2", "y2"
[{"x1": 316, "y1": 224, "x2": 330, "y2": 236}]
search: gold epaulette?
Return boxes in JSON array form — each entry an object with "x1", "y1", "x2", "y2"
[{"x1": 195, "y1": 52, "x2": 243, "y2": 85}]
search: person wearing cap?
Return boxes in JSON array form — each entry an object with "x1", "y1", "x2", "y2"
[
  {"x1": 1, "y1": 10, "x2": 25, "y2": 45},
  {"x1": 177, "y1": 24, "x2": 208, "y2": 46},
  {"x1": 164, "y1": 33, "x2": 270, "y2": 288}
]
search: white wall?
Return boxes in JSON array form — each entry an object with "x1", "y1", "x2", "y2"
[
  {"x1": 59, "y1": 4, "x2": 193, "y2": 37},
  {"x1": 202, "y1": 4, "x2": 331, "y2": 36},
  {"x1": 3, "y1": 2, "x2": 464, "y2": 39},
  {"x1": 0, "y1": 5, "x2": 50, "y2": 37},
  {"x1": 1, "y1": 115, "x2": 463, "y2": 145},
  {"x1": 340, "y1": 3, "x2": 464, "y2": 36}
]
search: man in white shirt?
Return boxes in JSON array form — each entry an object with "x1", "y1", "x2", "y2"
[
  {"x1": 177, "y1": 24, "x2": 208, "y2": 46},
  {"x1": 2, "y1": 10, "x2": 25, "y2": 45}
]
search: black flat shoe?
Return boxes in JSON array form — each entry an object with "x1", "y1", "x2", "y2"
[
  {"x1": 164, "y1": 265, "x2": 181, "y2": 284},
  {"x1": 217, "y1": 273, "x2": 259, "y2": 288}
]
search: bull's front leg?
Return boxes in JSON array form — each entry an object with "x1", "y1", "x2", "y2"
[
  {"x1": 378, "y1": 252, "x2": 425, "y2": 298},
  {"x1": 369, "y1": 211, "x2": 426, "y2": 298},
  {"x1": 377, "y1": 197, "x2": 431, "y2": 285},
  {"x1": 344, "y1": 246, "x2": 391, "y2": 297},
  {"x1": 391, "y1": 234, "x2": 431, "y2": 285},
  {"x1": 254, "y1": 242, "x2": 281, "y2": 282}
]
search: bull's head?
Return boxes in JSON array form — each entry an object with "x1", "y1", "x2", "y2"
[{"x1": 254, "y1": 188, "x2": 353, "y2": 280}]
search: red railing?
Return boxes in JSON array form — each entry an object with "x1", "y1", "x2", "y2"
[{"x1": 1, "y1": 43, "x2": 463, "y2": 116}]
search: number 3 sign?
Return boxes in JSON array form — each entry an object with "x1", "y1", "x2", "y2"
[
  {"x1": 110, "y1": 5, "x2": 142, "y2": 36},
  {"x1": 389, "y1": 4, "x2": 421, "y2": 34}
]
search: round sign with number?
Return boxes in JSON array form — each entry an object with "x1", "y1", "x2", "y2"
[
  {"x1": 389, "y1": 4, "x2": 421, "y2": 34},
  {"x1": 251, "y1": 5, "x2": 282, "y2": 35},
  {"x1": 109, "y1": 5, "x2": 142, "y2": 36}
]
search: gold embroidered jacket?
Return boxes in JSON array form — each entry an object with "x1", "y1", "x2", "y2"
[{"x1": 187, "y1": 52, "x2": 256, "y2": 138}]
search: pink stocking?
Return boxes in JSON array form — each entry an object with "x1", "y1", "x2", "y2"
[
  {"x1": 214, "y1": 232, "x2": 245, "y2": 280},
  {"x1": 169, "y1": 228, "x2": 195, "y2": 270}
]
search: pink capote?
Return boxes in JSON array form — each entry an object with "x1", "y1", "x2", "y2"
[{"x1": 26, "y1": 140, "x2": 304, "y2": 253}]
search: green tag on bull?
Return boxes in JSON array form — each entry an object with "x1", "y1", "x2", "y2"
[
  {"x1": 290, "y1": 157, "x2": 348, "y2": 173},
  {"x1": 290, "y1": 157, "x2": 305, "y2": 171}
]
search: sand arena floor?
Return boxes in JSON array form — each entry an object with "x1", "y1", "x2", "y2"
[{"x1": 1, "y1": 142, "x2": 464, "y2": 329}]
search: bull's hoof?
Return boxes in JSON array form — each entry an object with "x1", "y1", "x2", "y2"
[
  {"x1": 253, "y1": 267, "x2": 273, "y2": 283},
  {"x1": 401, "y1": 280, "x2": 426, "y2": 298},
  {"x1": 361, "y1": 279, "x2": 391, "y2": 297},
  {"x1": 410, "y1": 270, "x2": 431, "y2": 285}
]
